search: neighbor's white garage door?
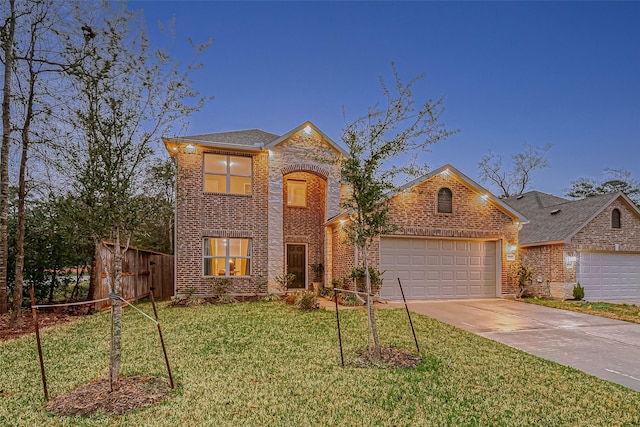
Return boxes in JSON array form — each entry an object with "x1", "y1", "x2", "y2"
[
  {"x1": 578, "y1": 253, "x2": 640, "y2": 300},
  {"x1": 379, "y1": 237, "x2": 497, "y2": 300}
]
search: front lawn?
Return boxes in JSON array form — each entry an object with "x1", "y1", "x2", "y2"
[
  {"x1": 524, "y1": 297, "x2": 640, "y2": 324},
  {"x1": 1, "y1": 301, "x2": 639, "y2": 426}
]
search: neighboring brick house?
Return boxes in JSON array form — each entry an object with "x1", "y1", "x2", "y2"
[
  {"x1": 504, "y1": 191, "x2": 640, "y2": 300},
  {"x1": 165, "y1": 122, "x2": 527, "y2": 299}
]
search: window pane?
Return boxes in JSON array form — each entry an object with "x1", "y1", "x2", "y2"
[
  {"x1": 204, "y1": 174, "x2": 227, "y2": 193},
  {"x1": 204, "y1": 154, "x2": 227, "y2": 174},
  {"x1": 204, "y1": 258, "x2": 226, "y2": 276},
  {"x1": 230, "y1": 156, "x2": 252, "y2": 176},
  {"x1": 438, "y1": 188, "x2": 452, "y2": 213},
  {"x1": 230, "y1": 176, "x2": 251, "y2": 194},
  {"x1": 287, "y1": 181, "x2": 306, "y2": 206},
  {"x1": 228, "y1": 239, "x2": 250, "y2": 257},
  {"x1": 235, "y1": 258, "x2": 250, "y2": 276},
  {"x1": 204, "y1": 238, "x2": 227, "y2": 256}
]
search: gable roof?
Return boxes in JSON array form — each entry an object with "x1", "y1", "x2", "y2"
[
  {"x1": 264, "y1": 121, "x2": 349, "y2": 157},
  {"x1": 503, "y1": 190, "x2": 640, "y2": 246},
  {"x1": 327, "y1": 164, "x2": 528, "y2": 225}
]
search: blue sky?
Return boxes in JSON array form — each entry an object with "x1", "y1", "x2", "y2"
[{"x1": 131, "y1": 1, "x2": 640, "y2": 197}]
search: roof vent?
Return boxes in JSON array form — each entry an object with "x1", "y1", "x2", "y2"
[
  {"x1": 516, "y1": 195, "x2": 524, "y2": 200},
  {"x1": 550, "y1": 209, "x2": 561, "y2": 215}
]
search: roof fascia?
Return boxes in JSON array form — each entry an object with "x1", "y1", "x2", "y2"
[
  {"x1": 519, "y1": 240, "x2": 565, "y2": 248},
  {"x1": 163, "y1": 137, "x2": 264, "y2": 153}
]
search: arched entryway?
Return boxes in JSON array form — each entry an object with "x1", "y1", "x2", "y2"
[{"x1": 282, "y1": 171, "x2": 327, "y2": 290}]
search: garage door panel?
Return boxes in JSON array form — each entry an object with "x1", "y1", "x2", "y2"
[
  {"x1": 578, "y1": 253, "x2": 640, "y2": 300},
  {"x1": 380, "y1": 237, "x2": 497, "y2": 299}
]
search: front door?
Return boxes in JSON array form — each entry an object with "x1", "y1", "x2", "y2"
[{"x1": 286, "y1": 244, "x2": 306, "y2": 289}]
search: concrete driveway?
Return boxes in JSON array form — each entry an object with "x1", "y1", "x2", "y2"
[{"x1": 391, "y1": 298, "x2": 640, "y2": 392}]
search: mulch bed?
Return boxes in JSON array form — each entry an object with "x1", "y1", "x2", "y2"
[
  {"x1": 46, "y1": 376, "x2": 172, "y2": 416},
  {"x1": 0, "y1": 308, "x2": 88, "y2": 342},
  {"x1": 167, "y1": 294, "x2": 264, "y2": 307},
  {"x1": 352, "y1": 347, "x2": 422, "y2": 369}
]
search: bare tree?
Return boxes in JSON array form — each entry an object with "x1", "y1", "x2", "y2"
[
  {"x1": 55, "y1": 2, "x2": 210, "y2": 391},
  {"x1": 0, "y1": 0, "x2": 17, "y2": 314},
  {"x1": 340, "y1": 64, "x2": 457, "y2": 357},
  {"x1": 478, "y1": 143, "x2": 551, "y2": 198}
]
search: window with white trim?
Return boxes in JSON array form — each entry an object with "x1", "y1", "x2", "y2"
[
  {"x1": 203, "y1": 238, "x2": 251, "y2": 276},
  {"x1": 203, "y1": 154, "x2": 252, "y2": 194}
]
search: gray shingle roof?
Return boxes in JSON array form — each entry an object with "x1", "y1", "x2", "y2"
[
  {"x1": 504, "y1": 191, "x2": 620, "y2": 245},
  {"x1": 173, "y1": 129, "x2": 280, "y2": 147}
]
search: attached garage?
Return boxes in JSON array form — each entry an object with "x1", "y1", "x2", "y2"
[
  {"x1": 578, "y1": 253, "x2": 640, "y2": 300},
  {"x1": 380, "y1": 237, "x2": 498, "y2": 300}
]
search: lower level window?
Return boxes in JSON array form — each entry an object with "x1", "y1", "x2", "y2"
[{"x1": 203, "y1": 238, "x2": 251, "y2": 276}]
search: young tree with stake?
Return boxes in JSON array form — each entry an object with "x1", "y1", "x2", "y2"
[{"x1": 340, "y1": 64, "x2": 457, "y2": 357}]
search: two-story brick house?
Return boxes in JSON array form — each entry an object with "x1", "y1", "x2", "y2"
[{"x1": 164, "y1": 121, "x2": 528, "y2": 299}]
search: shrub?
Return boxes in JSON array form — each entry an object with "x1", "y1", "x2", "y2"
[
  {"x1": 318, "y1": 286, "x2": 333, "y2": 297},
  {"x1": 218, "y1": 294, "x2": 237, "y2": 304},
  {"x1": 509, "y1": 261, "x2": 535, "y2": 298},
  {"x1": 274, "y1": 273, "x2": 296, "y2": 293},
  {"x1": 296, "y1": 291, "x2": 319, "y2": 310},
  {"x1": 350, "y1": 266, "x2": 383, "y2": 294},
  {"x1": 342, "y1": 293, "x2": 360, "y2": 306},
  {"x1": 573, "y1": 283, "x2": 585, "y2": 300},
  {"x1": 262, "y1": 293, "x2": 280, "y2": 302},
  {"x1": 210, "y1": 277, "x2": 232, "y2": 295}
]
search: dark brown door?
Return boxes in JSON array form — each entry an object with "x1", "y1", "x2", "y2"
[{"x1": 286, "y1": 244, "x2": 306, "y2": 289}]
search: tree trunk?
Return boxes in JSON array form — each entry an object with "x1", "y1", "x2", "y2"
[
  {"x1": 48, "y1": 268, "x2": 57, "y2": 303},
  {"x1": 11, "y1": 46, "x2": 37, "y2": 325},
  {"x1": 87, "y1": 242, "x2": 100, "y2": 302},
  {"x1": 363, "y1": 245, "x2": 381, "y2": 357},
  {"x1": 0, "y1": 0, "x2": 16, "y2": 314},
  {"x1": 109, "y1": 231, "x2": 125, "y2": 392}
]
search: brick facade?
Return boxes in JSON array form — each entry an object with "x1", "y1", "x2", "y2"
[
  {"x1": 172, "y1": 127, "x2": 342, "y2": 296},
  {"x1": 520, "y1": 198, "x2": 640, "y2": 298},
  {"x1": 329, "y1": 171, "x2": 521, "y2": 296},
  {"x1": 283, "y1": 172, "x2": 327, "y2": 287}
]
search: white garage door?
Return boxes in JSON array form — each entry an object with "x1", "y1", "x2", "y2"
[
  {"x1": 379, "y1": 237, "x2": 497, "y2": 300},
  {"x1": 578, "y1": 253, "x2": 640, "y2": 300}
]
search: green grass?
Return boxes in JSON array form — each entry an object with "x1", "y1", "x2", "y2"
[
  {"x1": 524, "y1": 297, "x2": 640, "y2": 324},
  {"x1": 1, "y1": 301, "x2": 640, "y2": 426}
]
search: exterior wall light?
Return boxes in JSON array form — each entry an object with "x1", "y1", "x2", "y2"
[
  {"x1": 339, "y1": 219, "x2": 347, "y2": 225},
  {"x1": 565, "y1": 255, "x2": 577, "y2": 269},
  {"x1": 303, "y1": 125, "x2": 313, "y2": 136},
  {"x1": 185, "y1": 144, "x2": 196, "y2": 153},
  {"x1": 505, "y1": 244, "x2": 517, "y2": 261},
  {"x1": 480, "y1": 194, "x2": 489, "y2": 203},
  {"x1": 440, "y1": 169, "x2": 450, "y2": 177}
]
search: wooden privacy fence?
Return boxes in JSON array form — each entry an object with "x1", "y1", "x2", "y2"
[{"x1": 93, "y1": 242, "x2": 174, "y2": 311}]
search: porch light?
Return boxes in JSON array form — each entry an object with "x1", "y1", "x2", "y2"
[
  {"x1": 440, "y1": 169, "x2": 450, "y2": 177},
  {"x1": 480, "y1": 194, "x2": 489, "y2": 203},
  {"x1": 303, "y1": 125, "x2": 313, "y2": 136},
  {"x1": 339, "y1": 219, "x2": 347, "y2": 225},
  {"x1": 172, "y1": 146, "x2": 177, "y2": 151},
  {"x1": 185, "y1": 144, "x2": 196, "y2": 153},
  {"x1": 505, "y1": 244, "x2": 517, "y2": 254}
]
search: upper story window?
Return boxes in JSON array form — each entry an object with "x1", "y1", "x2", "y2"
[
  {"x1": 287, "y1": 180, "x2": 307, "y2": 207},
  {"x1": 203, "y1": 237, "x2": 251, "y2": 276},
  {"x1": 612, "y1": 208, "x2": 621, "y2": 229},
  {"x1": 203, "y1": 154, "x2": 252, "y2": 194},
  {"x1": 438, "y1": 188, "x2": 453, "y2": 213}
]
